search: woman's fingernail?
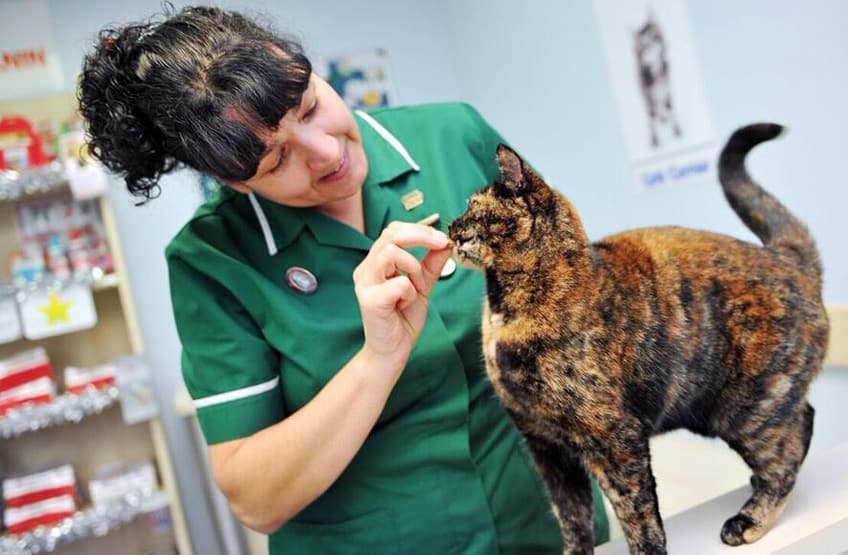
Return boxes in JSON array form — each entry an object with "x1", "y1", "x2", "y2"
[{"x1": 432, "y1": 230, "x2": 449, "y2": 245}]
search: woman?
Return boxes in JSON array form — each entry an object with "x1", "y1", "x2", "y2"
[{"x1": 79, "y1": 6, "x2": 608, "y2": 553}]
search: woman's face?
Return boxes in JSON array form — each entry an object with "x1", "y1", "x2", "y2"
[{"x1": 226, "y1": 74, "x2": 368, "y2": 213}]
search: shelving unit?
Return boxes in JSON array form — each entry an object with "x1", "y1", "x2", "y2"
[{"x1": 0, "y1": 94, "x2": 191, "y2": 555}]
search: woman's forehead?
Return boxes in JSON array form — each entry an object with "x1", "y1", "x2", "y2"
[{"x1": 222, "y1": 74, "x2": 316, "y2": 142}]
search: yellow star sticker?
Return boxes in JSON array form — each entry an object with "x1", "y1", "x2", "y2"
[{"x1": 39, "y1": 292, "x2": 73, "y2": 326}]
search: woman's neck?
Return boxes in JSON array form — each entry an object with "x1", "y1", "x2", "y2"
[{"x1": 316, "y1": 189, "x2": 365, "y2": 233}]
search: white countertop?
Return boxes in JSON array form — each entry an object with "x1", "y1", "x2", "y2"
[{"x1": 596, "y1": 442, "x2": 848, "y2": 554}]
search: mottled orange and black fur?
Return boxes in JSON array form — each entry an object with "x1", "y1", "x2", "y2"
[{"x1": 448, "y1": 125, "x2": 828, "y2": 555}]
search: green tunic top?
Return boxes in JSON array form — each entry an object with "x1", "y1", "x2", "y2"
[{"x1": 166, "y1": 102, "x2": 609, "y2": 554}]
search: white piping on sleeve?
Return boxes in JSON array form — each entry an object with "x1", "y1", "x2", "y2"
[
  {"x1": 193, "y1": 375, "x2": 281, "y2": 409},
  {"x1": 248, "y1": 191, "x2": 278, "y2": 256},
  {"x1": 355, "y1": 110, "x2": 420, "y2": 171}
]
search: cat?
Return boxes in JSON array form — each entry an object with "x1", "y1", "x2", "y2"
[
  {"x1": 447, "y1": 124, "x2": 828, "y2": 555},
  {"x1": 634, "y1": 14, "x2": 682, "y2": 147}
]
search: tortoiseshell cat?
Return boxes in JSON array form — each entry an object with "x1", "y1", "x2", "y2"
[{"x1": 448, "y1": 124, "x2": 828, "y2": 555}]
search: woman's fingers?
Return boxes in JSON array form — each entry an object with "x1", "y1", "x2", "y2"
[
  {"x1": 419, "y1": 248, "x2": 453, "y2": 297},
  {"x1": 354, "y1": 222, "x2": 450, "y2": 291},
  {"x1": 379, "y1": 221, "x2": 450, "y2": 251},
  {"x1": 357, "y1": 274, "x2": 416, "y2": 313}
]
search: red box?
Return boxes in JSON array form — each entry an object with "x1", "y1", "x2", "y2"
[
  {"x1": 3, "y1": 465, "x2": 77, "y2": 509},
  {"x1": 3, "y1": 494, "x2": 77, "y2": 535},
  {"x1": 0, "y1": 376, "x2": 55, "y2": 415},
  {"x1": 0, "y1": 347, "x2": 53, "y2": 392}
]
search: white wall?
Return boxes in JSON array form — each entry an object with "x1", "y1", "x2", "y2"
[{"x1": 443, "y1": 0, "x2": 848, "y2": 302}]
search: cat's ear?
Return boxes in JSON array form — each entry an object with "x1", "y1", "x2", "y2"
[{"x1": 496, "y1": 144, "x2": 526, "y2": 193}]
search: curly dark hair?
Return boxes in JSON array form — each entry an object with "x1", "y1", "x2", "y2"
[{"x1": 78, "y1": 5, "x2": 312, "y2": 202}]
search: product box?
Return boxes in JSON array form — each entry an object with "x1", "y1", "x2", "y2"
[
  {"x1": 64, "y1": 364, "x2": 116, "y2": 395},
  {"x1": 3, "y1": 494, "x2": 76, "y2": 535},
  {"x1": 2, "y1": 464, "x2": 77, "y2": 508},
  {"x1": 0, "y1": 376, "x2": 56, "y2": 415},
  {"x1": 0, "y1": 347, "x2": 53, "y2": 392},
  {"x1": 2, "y1": 465, "x2": 78, "y2": 535},
  {"x1": 89, "y1": 460, "x2": 157, "y2": 509}
]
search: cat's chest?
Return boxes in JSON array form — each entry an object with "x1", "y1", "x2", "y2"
[
  {"x1": 480, "y1": 302, "x2": 532, "y2": 404},
  {"x1": 481, "y1": 302, "x2": 504, "y2": 371},
  {"x1": 480, "y1": 301, "x2": 595, "y2": 439}
]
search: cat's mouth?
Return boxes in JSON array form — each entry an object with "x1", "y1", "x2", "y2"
[{"x1": 452, "y1": 242, "x2": 485, "y2": 268}]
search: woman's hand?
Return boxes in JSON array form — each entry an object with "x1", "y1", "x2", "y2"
[{"x1": 353, "y1": 221, "x2": 452, "y2": 375}]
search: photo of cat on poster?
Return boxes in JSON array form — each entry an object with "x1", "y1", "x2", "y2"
[
  {"x1": 634, "y1": 10, "x2": 683, "y2": 148},
  {"x1": 594, "y1": 0, "x2": 715, "y2": 190}
]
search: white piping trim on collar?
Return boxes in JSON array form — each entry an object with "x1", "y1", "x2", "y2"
[
  {"x1": 248, "y1": 112, "x2": 419, "y2": 257},
  {"x1": 193, "y1": 376, "x2": 280, "y2": 409},
  {"x1": 248, "y1": 191, "x2": 278, "y2": 256},
  {"x1": 356, "y1": 110, "x2": 420, "y2": 171}
]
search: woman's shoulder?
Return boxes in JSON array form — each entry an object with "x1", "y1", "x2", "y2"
[{"x1": 164, "y1": 186, "x2": 251, "y2": 261}]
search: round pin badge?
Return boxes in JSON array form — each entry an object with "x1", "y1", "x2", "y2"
[
  {"x1": 440, "y1": 257, "x2": 457, "y2": 279},
  {"x1": 286, "y1": 267, "x2": 318, "y2": 295}
]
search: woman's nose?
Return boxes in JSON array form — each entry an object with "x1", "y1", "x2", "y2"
[{"x1": 290, "y1": 125, "x2": 338, "y2": 172}]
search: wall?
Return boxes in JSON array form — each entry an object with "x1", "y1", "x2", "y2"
[{"x1": 443, "y1": 0, "x2": 847, "y2": 302}]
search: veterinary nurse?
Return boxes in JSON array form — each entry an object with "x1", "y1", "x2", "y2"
[{"x1": 78, "y1": 5, "x2": 608, "y2": 553}]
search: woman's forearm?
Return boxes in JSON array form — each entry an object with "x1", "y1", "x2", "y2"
[{"x1": 209, "y1": 346, "x2": 402, "y2": 534}]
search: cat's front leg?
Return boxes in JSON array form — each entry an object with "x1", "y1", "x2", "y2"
[
  {"x1": 587, "y1": 430, "x2": 666, "y2": 555},
  {"x1": 523, "y1": 434, "x2": 595, "y2": 555}
]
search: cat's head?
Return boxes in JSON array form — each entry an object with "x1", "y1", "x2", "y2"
[{"x1": 448, "y1": 144, "x2": 561, "y2": 271}]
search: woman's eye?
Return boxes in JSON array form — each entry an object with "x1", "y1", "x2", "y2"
[
  {"x1": 271, "y1": 152, "x2": 285, "y2": 172},
  {"x1": 304, "y1": 99, "x2": 318, "y2": 118}
]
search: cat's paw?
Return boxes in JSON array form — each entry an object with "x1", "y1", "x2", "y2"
[{"x1": 720, "y1": 514, "x2": 757, "y2": 546}]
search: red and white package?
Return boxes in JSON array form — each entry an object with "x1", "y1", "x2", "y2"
[
  {"x1": 0, "y1": 347, "x2": 53, "y2": 393},
  {"x1": 0, "y1": 376, "x2": 56, "y2": 415},
  {"x1": 2, "y1": 464, "x2": 77, "y2": 508},
  {"x1": 3, "y1": 494, "x2": 77, "y2": 535},
  {"x1": 64, "y1": 364, "x2": 116, "y2": 394}
]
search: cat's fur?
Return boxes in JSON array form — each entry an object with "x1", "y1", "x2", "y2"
[
  {"x1": 635, "y1": 15, "x2": 682, "y2": 147},
  {"x1": 447, "y1": 125, "x2": 828, "y2": 555}
]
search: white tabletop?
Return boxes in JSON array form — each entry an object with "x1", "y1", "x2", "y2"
[{"x1": 596, "y1": 442, "x2": 848, "y2": 555}]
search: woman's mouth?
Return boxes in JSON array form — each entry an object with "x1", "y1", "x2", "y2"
[{"x1": 322, "y1": 146, "x2": 349, "y2": 182}]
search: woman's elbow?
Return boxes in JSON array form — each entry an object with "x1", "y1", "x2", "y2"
[{"x1": 230, "y1": 501, "x2": 290, "y2": 535}]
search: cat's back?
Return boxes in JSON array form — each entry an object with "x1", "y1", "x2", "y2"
[
  {"x1": 593, "y1": 225, "x2": 805, "y2": 280},
  {"x1": 589, "y1": 225, "x2": 824, "y2": 333},
  {"x1": 590, "y1": 225, "x2": 824, "y2": 321}
]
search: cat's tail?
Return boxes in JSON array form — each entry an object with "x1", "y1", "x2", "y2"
[{"x1": 718, "y1": 123, "x2": 822, "y2": 278}]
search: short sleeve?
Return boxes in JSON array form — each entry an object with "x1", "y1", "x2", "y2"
[{"x1": 168, "y1": 249, "x2": 284, "y2": 444}]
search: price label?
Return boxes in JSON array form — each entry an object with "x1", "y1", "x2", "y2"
[
  {"x1": 0, "y1": 296, "x2": 22, "y2": 343},
  {"x1": 20, "y1": 284, "x2": 97, "y2": 340}
]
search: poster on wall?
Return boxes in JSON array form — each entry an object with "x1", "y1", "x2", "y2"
[
  {"x1": 0, "y1": 0, "x2": 64, "y2": 100},
  {"x1": 317, "y1": 49, "x2": 396, "y2": 110},
  {"x1": 593, "y1": 0, "x2": 715, "y2": 192}
]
